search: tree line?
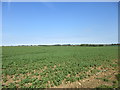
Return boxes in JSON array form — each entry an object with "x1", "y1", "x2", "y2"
[{"x1": 29, "y1": 44, "x2": 119, "y2": 46}]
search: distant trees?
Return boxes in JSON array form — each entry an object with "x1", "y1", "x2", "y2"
[
  {"x1": 3, "y1": 43, "x2": 119, "y2": 47},
  {"x1": 80, "y1": 44, "x2": 104, "y2": 47},
  {"x1": 62, "y1": 44, "x2": 71, "y2": 46},
  {"x1": 54, "y1": 44, "x2": 61, "y2": 46},
  {"x1": 51, "y1": 44, "x2": 118, "y2": 47},
  {"x1": 80, "y1": 44, "x2": 119, "y2": 47}
]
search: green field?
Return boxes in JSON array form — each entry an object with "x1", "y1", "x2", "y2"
[{"x1": 2, "y1": 46, "x2": 119, "y2": 88}]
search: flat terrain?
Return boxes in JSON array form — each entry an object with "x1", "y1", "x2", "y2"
[{"x1": 2, "y1": 46, "x2": 119, "y2": 88}]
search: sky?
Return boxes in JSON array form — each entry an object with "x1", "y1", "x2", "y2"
[{"x1": 2, "y1": 2, "x2": 118, "y2": 46}]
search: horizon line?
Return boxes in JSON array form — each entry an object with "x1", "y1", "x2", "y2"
[{"x1": 1, "y1": 43, "x2": 119, "y2": 46}]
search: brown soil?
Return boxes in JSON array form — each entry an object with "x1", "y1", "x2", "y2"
[
  {"x1": 24, "y1": 83, "x2": 32, "y2": 87},
  {"x1": 2, "y1": 60, "x2": 118, "y2": 88},
  {"x1": 52, "y1": 65, "x2": 57, "y2": 70},
  {"x1": 54, "y1": 66, "x2": 118, "y2": 88},
  {"x1": 2, "y1": 69, "x2": 42, "y2": 87}
]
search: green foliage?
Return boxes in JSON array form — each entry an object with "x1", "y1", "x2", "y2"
[
  {"x1": 2, "y1": 46, "x2": 118, "y2": 88},
  {"x1": 116, "y1": 74, "x2": 120, "y2": 81},
  {"x1": 103, "y1": 78, "x2": 109, "y2": 82}
]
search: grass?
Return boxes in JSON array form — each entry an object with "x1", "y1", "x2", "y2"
[{"x1": 2, "y1": 46, "x2": 118, "y2": 88}]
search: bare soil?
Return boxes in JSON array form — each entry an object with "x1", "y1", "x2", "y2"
[{"x1": 54, "y1": 66, "x2": 118, "y2": 88}]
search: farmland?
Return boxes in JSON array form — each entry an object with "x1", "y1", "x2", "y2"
[{"x1": 2, "y1": 46, "x2": 119, "y2": 88}]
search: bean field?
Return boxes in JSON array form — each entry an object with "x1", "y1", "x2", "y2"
[{"x1": 2, "y1": 46, "x2": 119, "y2": 88}]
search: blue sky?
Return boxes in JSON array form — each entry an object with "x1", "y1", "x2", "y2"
[{"x1": 2, "y1": 2, "x2": 118, "y2": 45}]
